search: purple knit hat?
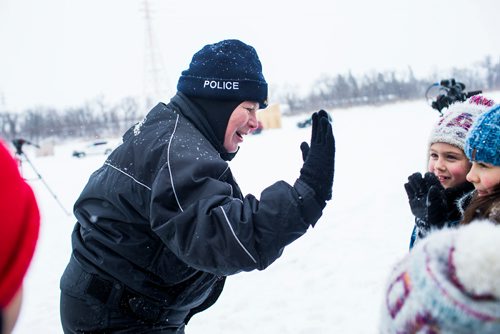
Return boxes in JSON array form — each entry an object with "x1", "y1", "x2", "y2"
[
  {"x1": 381, "y1": 221, "x2": 500, "y2": 333},
  {"x1": 428, "y1": 95, "x2": 495, "y2": 151}
]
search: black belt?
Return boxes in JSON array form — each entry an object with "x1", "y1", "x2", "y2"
[
  {"x1": 86, "y1": 273, "x2": 172, "y2": 324},
  {"x1": 62, "y1": 258, "x2": 186, "y2": 326}
]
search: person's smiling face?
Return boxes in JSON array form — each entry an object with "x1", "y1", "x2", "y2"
[
  {"x1": 466, "y1": 162, "x2": 500, "y2": 197},
  {"x1": 427, "y1": 142, "x2": 471, "y2": 189},
  {"x1": 223, "y1": 101, "x2": 259, "y2": 153}
]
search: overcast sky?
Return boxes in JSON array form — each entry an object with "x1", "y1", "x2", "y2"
[{"x1": 1, "y1": 0, "x2": 500, "y2": 111}]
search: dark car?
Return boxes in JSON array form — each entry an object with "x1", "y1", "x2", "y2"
[
  {"x1": 251, "y1": 120, "x2": 264, "y2": 135},
  {"x1": 297, "y1": 112, "x2": 332, "y2": 128}
]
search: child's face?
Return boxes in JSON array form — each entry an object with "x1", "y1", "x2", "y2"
[
  {"x1": 466, "y1": 162, "x2": 500, "y2": 197},
  {"x1": 428, "y1": 143, "x2": 471, "y2": 189}
]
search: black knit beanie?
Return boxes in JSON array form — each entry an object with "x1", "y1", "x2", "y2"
[{"x1": 177, "y1": 39, "x2": 268, "y2": 109}]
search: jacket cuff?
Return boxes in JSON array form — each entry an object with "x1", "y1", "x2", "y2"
[{"x1": 293, "y1": 179, "x2": 324, "y2": 227}]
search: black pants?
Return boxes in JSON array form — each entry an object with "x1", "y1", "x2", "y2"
[
  {"x1": 60, "y1": 258, "x2": 186, "y2": 334},
  {"x1": 60, "y1": 292, "x2": 185, "y2": 334}
]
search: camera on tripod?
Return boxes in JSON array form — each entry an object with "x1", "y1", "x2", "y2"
[
  {"x1": 11, "y1": 138, "x2": 71, "y2": 215},
  {"x1": 12, "y1": 138, "x2": 40, "y2": 155},
  {"x1": 426, "y1": 78, "x2": 482, "y2": 114}
]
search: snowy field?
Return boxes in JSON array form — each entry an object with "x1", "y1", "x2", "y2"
[{"x1": 10, "y1": 94, "x2": 500, "y2": 333}]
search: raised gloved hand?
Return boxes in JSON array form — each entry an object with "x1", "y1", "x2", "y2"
[
  {"x1": 298, "y1": 110, "x2": 335, "y2": 205},
  {"x1": 442, "y1": 181, "x2": 475, "y2": 223},
  {"x1": 404, "y1": 172, "x2": 448, "y2": 236}
]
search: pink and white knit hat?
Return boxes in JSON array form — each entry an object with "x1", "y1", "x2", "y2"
[
  {"x1": 380, "y1": 221, "x2": 500, "y2": 333},
  {"x1": 428, "y1": 95, "x2": 495, "y2": 151}
]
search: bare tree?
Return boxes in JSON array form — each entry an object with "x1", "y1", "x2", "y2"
[{"x1": 0, "y1": 112, "x2": 19, "y2": 140}]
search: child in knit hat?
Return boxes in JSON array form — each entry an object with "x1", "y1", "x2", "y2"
[
  {"x1": 384, "y1": 97, "x2": 500, "y2": 334},
  {"x1": 460, "y1": 104, "x2": 500, "y2": 225},
  {"x1": 380, "y1": 220, "x2": 500, "y2": 333},
  {"x1": 404, "y1": 95, "x2": 495, "y2": 248},
  {"x1": 0, "y1": 141, "x2": 40, "y2": 334}
]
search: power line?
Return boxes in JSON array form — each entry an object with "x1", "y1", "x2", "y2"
[{"x1": 141, "y1": 0, "x2": 172, "y2": 109}]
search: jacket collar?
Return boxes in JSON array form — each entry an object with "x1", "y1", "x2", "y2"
[{"x1": 169, "y1": 93, "x2": 237, "y2": 161}]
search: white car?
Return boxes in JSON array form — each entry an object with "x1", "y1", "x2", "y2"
[{"x1": 72, "y1": 141, "x2": 114, "y2": 158}]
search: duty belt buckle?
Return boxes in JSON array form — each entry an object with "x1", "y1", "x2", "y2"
[{"x1": 123, "y1": 292, "x2": 162, "y2": 323}]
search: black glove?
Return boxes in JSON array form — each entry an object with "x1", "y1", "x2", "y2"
[
  {"x1": 404, "y1": 172, "x2": 448, "y2": 235},
  {"x1": 298, "y1": 110, "x2": 335, "y2": 205},
  {"x1": 442, "y1": 181, "x2": 475, "y2": 223}
]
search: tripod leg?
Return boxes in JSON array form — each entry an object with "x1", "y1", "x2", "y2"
[{"x1": 21, "y1": 152, "x2": 71, "y2": 216}]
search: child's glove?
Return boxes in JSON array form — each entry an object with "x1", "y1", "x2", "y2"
[
  {"x1": 404, "y1": 172, "x2": 448, "y2": 236},
  {"x1": 298, "y1": 110, "x2": 335, "y2": 206}
]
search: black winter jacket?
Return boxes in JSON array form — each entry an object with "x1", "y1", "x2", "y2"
[{"x1": 65, "y1": 94, "x2": 323, "y2": 324}]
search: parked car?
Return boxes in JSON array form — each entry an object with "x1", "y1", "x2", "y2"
[
  {"x1": 296, "y1": 112, "x2": 332, "y2": 128},
  {"x1": 251, "y1": 120, "x2": 264, "y2": 135},
  {"x1": 296, "y1": 117, "x2": 312, "y2": 128},
  {"x1": 72, "y1": 140, "x2": 114, "y2": 158}
]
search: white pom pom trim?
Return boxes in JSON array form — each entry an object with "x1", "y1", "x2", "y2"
[{"x1": 453, "y1": 220, "x2": 500, "y2": 299}]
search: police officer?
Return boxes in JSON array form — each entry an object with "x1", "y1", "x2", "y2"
[{"x1": 60, "y1": 39, "x2": 335, "y2": 333}]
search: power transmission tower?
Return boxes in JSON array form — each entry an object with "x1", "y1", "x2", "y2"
[
  {"x1": 0, "y1": 91, "x2": 5, "y2": 111},
  {"x1": 141, "y1": 0, "x2": 172, "y2": 109}
]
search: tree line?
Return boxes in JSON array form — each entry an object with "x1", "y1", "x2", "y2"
[
  {"x1": 0, "y1": 96, "x2": 141, "y2": 143},
  {"x1": 1, "y1": 55, "x2": 500, "y2": 143},
  {"x1": 279, "y1": 55, "x2": 500, "y2": 114}
]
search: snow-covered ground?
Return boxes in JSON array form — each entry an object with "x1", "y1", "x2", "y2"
[{"x1": 10, "y1": 95, "x2": 499, "y2": 333}]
